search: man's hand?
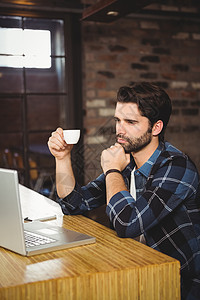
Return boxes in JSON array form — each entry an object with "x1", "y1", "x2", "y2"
[
  {"x1": 48, "y1": 127, "x2": 73, "y2": 160},
  {"x1": 48, "y1": 128, "x2": 75, "y2": 198},
  {"x1": 101, "y1": 143, "x2": 130, "y2": 173}
]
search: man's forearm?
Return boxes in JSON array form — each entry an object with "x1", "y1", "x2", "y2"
[
  {"x1": 105, "y1": 172, "x2": 128, "y2": 204},
  {"x1": 56, "y1": 155, "x2": 75, "y2": 198}
]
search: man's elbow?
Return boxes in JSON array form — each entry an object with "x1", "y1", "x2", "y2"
[
  {"x1": 115, "y1": 226, "x2": 128, "y2": 238},
  {"x1": 115, "y1": 225, "x2": 140, "y2": 239}
]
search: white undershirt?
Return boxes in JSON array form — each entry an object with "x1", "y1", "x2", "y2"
[
  {"x1": 130, "y1": 167, "x2": 136, "y2": 200},
  {"x1": 130, "y1": 168, "x2": 146, "y2": 244}
]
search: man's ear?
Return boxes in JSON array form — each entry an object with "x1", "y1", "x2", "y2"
[{"x1": 152, "y1": 120, "x2": 163, "y2": 136}]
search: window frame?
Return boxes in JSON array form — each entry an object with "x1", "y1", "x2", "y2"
[{"x1": 0, "y1": 8, "x2": 84, "y2": 189}]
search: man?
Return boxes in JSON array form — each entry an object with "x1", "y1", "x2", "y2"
[{"x1": 48, "y1": 82, "x2": 200, "y2": 299}]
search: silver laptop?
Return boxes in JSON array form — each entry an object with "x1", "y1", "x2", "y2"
[{"x1": 0, "y1": 168, "x2": 96, "y2": 256}]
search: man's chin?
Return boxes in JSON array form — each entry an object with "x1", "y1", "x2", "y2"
[
  {"x1": 119, "y1": 143, "x2": 132, "y2": 154},
  {"x1": 124, "y1": 149, "x2": 132, "y2": 154}
]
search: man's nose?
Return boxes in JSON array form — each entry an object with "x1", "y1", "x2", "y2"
[{"x1": 116, "y1": 122, "x2": 126, "y2": 135}]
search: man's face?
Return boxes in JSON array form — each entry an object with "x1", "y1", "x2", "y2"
[{"x1": 114, "y1": 102, "x2": 153, "y2": 154}]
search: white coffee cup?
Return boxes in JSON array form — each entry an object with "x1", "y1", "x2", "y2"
[{"x1": 63, "y1": 129, "x2": 80, "y2": 144}]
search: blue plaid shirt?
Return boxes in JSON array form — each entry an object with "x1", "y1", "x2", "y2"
[
  {"x1": 58, "y1": 141, "x2": 200, "y2": 298},
  {"x1": 132, "y1": 143, "x2": 162, "y2": 201}
]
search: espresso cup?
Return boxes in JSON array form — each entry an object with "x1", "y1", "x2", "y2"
[{"x1": 63, "y1": 129, "x2": 80, "y2": 144}]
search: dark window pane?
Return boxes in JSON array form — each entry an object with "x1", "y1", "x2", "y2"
[
  {"x1": 0, "y1": 140, "x2": 25, "y2": 185},
  {"x1": 28, "y1": 132, "x2": 55, "y2": 168},
  {"x1": 0, "y1": 68, "x2": 23, "y2": 93},
  {"x1": 26, "y1": 57, "x2": 66, "y2": 93},
  {"x1": 0, "y1": 133, "x2": 23, "y2": 158},
  {"x1": 27, "y1": 95, "x2": 62, "y2": 131},
  {"x1": 0, "y1": 97, "x2": 22, "y2": 132}
]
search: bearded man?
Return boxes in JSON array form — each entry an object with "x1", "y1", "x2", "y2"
[{"x1": 48, "y1": 82, "x2": 200, "y2": 299}]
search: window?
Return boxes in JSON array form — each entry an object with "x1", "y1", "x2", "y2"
[
  {"x1": 0, "y1": 16, "x2": 66, "y2": 198},
  {"x1": 0, "y1": 13, "x2": 83, "y2": 197},
  {"x1": 0, "y1": 28, "x2": 51, "y2": 68}
]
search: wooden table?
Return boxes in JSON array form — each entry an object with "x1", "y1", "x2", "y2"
[{"x1": 0, "y1": 191, "x2": 180, "y2": 299}]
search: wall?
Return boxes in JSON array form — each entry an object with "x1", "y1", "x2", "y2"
[{"x1": 80, "y1": 2, "x2": 200, "y2": 183}]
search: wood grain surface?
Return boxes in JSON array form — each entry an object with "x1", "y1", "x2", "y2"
[{"x1": 0, "y1": 215, "x2": 180, "y2": 299}]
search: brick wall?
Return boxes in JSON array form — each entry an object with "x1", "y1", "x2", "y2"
[{"x1": 81, "y1": 2, "x2": 200, "y2": 183}]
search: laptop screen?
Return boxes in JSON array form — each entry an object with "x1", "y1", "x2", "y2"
[{"x1": 0, "y1": 168, "x2": 26, "y2": 255}]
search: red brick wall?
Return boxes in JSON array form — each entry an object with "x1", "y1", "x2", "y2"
[{"x1": 81, "y1": 2, "x2": 200, "y2": 182}]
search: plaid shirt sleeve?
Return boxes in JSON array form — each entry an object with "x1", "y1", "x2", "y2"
[
  {"x1": 57, "y1": 173, "x2": 106, "y2": 215},
  {"x1": 106, "y1": 152, "x2": 199, "y2": 239}
]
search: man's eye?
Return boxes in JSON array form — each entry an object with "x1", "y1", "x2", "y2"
[{"x1": 127, "y1": 120, "x2": 136, "y2": 125}]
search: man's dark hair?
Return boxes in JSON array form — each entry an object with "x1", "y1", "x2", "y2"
[{"x1": 117, "y1": 82, "x2": 172, "y2": 141}]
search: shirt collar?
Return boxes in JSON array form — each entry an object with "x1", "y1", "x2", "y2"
[{"x1": 136, "y1": 142, "x2": 163, "y2": 178}]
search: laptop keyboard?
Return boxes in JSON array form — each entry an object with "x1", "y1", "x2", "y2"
[{"x1": 24, "y1": 230, "x2": 56, "y2": 248}]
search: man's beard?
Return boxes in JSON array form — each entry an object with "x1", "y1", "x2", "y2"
[{"x1": 116, "y1": 125, "x2": 153, "y2": 154}]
